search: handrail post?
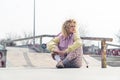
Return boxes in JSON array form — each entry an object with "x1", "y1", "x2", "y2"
[
  {"x1": 39, "y1": 37, "x2": 42, "y2": 51},
  {"x1": 40, "y1": 37, "x2": 42, "y2": 45},
  {"x1": 101, "y1": 40, "x2": 107, "y2": 68}
]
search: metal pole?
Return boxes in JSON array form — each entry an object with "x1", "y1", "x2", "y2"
[
  {"x1": 33, "y1": 0, "x2": 35, "y2": 46},
  {"x1": 83, "y1": 56, "x2": 89, "y2": 68}
]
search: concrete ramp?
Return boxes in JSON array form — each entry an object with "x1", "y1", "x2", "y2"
[
  {"x1": 6, "y1": 47, "x2": 56, "y2": 68},
  {"x1": 1, "y1": 47, "x2": 119, "y2": 80},
  {"x1": 6, "y1": 47, "x2": 104, "y2": 68}
]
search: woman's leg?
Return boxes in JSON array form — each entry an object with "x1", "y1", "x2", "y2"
[
  {"x1": 50, "y1": 47, "x2": 64, "y2": 68},
  {"x1": 62, "y1": 47, "x2": 83, "y2": 68}
]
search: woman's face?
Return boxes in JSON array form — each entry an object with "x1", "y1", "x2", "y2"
[{"x1": 68, "y1": 22, "x2": 76, "y2": 34}]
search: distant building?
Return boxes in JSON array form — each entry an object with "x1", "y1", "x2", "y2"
[{"x1": 83, "y1": 44, "x2": 100, "y2": 54}]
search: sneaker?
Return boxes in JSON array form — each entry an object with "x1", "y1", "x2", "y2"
[
  {"x1": 51, "y1": 52, "x2": 57, "y2": 60},
  {"x1": 56, "y1": 61, "x2": 64, "y2": 68}
]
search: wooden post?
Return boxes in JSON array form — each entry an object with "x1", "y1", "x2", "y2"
[{"x1": 101, "y1": 40, "x2": 107, "y2": 68}]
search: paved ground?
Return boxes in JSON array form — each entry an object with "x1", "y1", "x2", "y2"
[
  {"x1": 0, "y1": 47, "x2": 119, "y2": 80},
  {"x1": 0, "y1": 67, "x2": 120, "y2": 80},
  {"x1": 6, "y1": 47, "x2": 102, "y2": 68}
]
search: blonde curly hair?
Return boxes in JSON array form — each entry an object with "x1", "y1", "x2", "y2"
[{"x1": 62, "y1": 19, "x2": 77, "y2": 37}]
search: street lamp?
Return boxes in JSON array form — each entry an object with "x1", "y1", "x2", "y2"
[{"x1": 33, "y1": 0, "x2": 35, "y2": 46}]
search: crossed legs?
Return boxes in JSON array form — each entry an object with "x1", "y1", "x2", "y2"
[{"x1": 51, "y1": 47, "x2": 83, "y2": 68}]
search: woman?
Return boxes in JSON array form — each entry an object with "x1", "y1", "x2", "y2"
[{"x1": 47, "y1": 19, "x2": 83, "y2": 68}]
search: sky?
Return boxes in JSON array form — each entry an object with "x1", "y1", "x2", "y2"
[{"x1": 0, "y1": 0, "x2": 120, "y2": 44}]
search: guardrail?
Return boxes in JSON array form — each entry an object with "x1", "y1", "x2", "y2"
[{"x1": 4, "y1": 34, "x2": 113, "y2": 68}]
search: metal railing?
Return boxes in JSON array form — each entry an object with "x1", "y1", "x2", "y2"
[{"x1": 4, "y1": 34, "x2": 113, "y2": 68}]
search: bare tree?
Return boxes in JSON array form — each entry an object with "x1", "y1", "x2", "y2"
[
  {"x1": 5, "y1": 33, "x2": 21, "y2": 40},
  {"x1": 79, "y1": 24, "x2": 88, "y2": 37},
  {"x1": 21, "y1": 31, "x2": 33, "y2": 45},
  {"x1": 78, "y1": 24, "x2": 92, "y2": 46},
  {"x1": 116, "y1": 29, "x2": 120, "y2": 43},
  {"x1": 0, "y1": 33, "x2": 20, "y2": 46},
  {"x1": 6, "y1": 33, "x2": 21, "y2": 46}
]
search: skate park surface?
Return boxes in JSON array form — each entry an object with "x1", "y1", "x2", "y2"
[{"x1": 0, "y1": 47, "x2": 120, "y2": 80}]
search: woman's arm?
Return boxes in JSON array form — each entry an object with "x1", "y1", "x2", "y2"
[
  {"x1": 65, "y1": 33, "x2": 83, "y2": 53},
  {"x1": 47, "y1": 37, "x2": 59, "y2": 52}
]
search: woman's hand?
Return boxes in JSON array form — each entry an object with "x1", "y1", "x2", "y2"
[{"x1": 53, "y1": 50, "x2": 66, "y2": 56}]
